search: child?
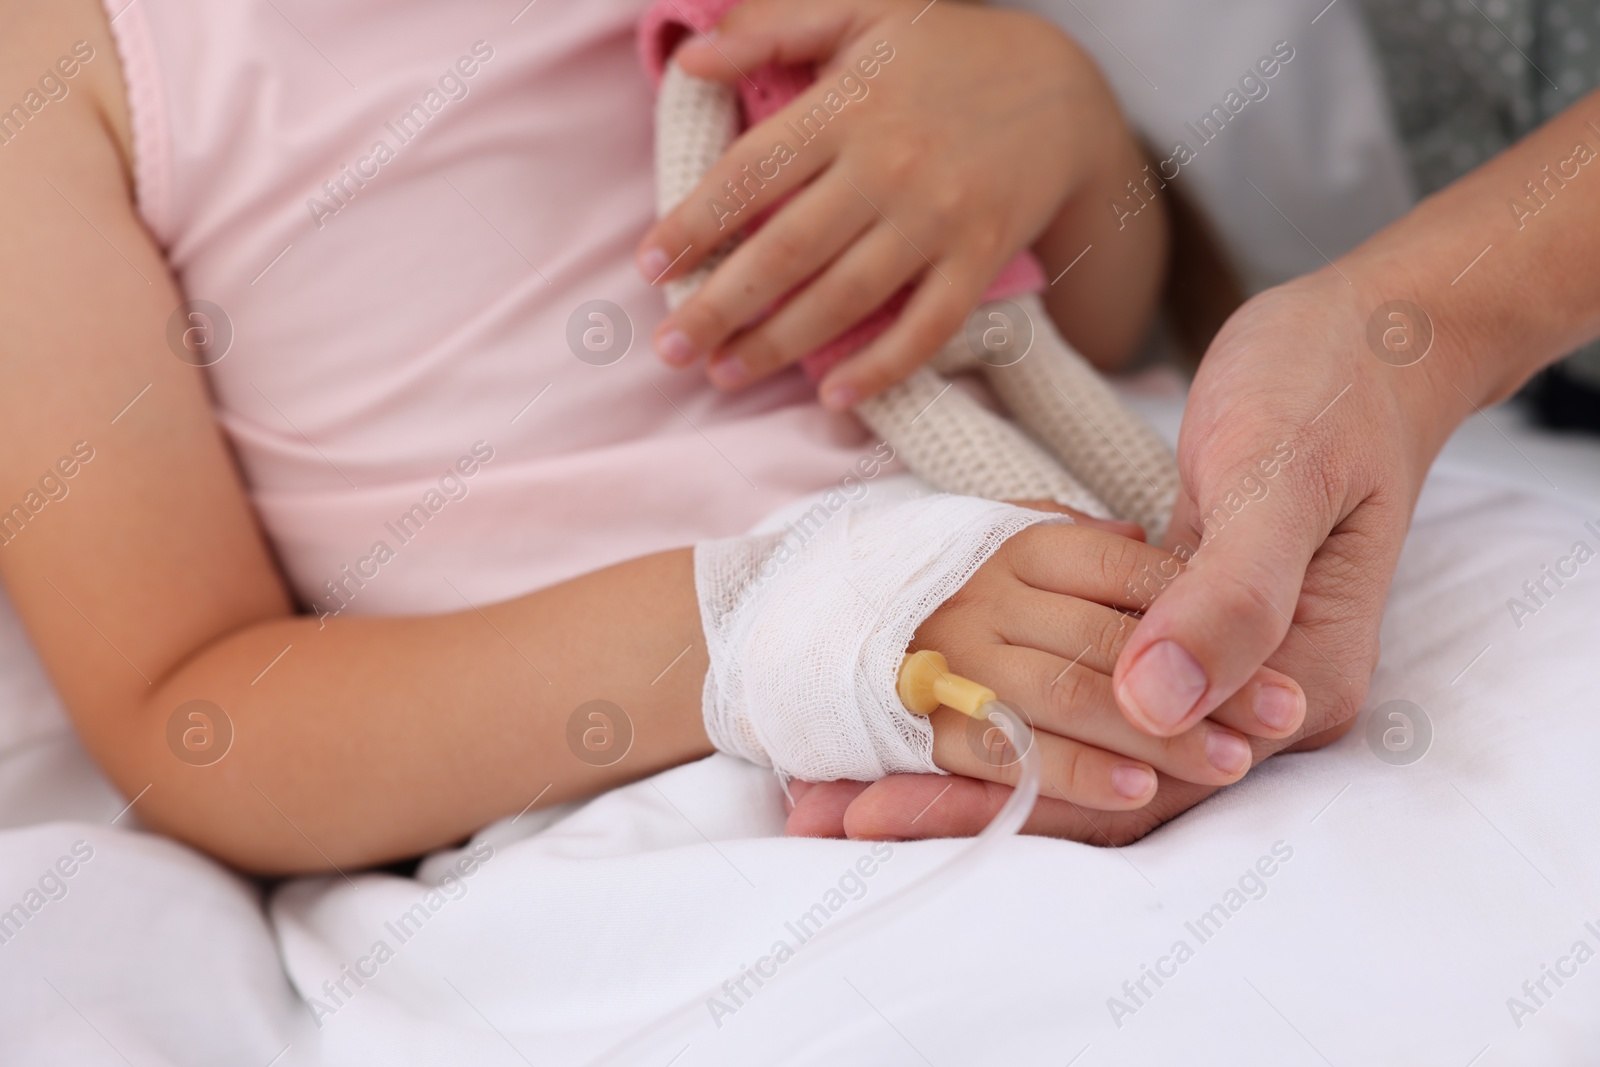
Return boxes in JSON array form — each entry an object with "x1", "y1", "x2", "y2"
[{"x1": 0, "y1": 0, "x2": 1298, "y2": 876}]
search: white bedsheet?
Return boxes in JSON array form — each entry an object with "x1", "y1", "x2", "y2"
[
  {"x1": 4, "y1": 2, "x2": 1599, "y2": 1061},
  {"x1": 2, "y1": 398, "x2": 1599, "y2": 1066}
]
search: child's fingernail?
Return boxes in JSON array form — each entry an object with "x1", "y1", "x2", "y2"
[
  {"x1": 1118, "y1": 640, "x2": 1207, "y2": 733},
  {"x1": 708, "y1": 359, "x2": 747, "y2": 388},
  {"x1": 658, "y1": 330, "x2": 696, "y2": 367},
  {"x1": 638, "y1": 246, "x2": 671, "y2": 280},
  {"x1": 1111, "y1": 764, "x2": 1156, "y2": 800},
  {"x1": 1253, "y1": 683, "x2": 1301, "y2": 731},
  {"x1": 821, "y1": 384, "x2": 857, "y2": 411},
  {"x1": 1206, "y1": 730, "x2": 1252, "y2": 776}
]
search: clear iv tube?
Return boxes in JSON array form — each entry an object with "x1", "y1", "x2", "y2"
[{"x1": 584, "y1": 700, "x2": 1039, "y2": 1066}]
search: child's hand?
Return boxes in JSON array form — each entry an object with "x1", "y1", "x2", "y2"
[
  {"x1": 638, "y1": 0, "x2": 1165, "y2": 409},
  {"x1": 902, "y1": 519, "x2": 1306, "y2": 812}
]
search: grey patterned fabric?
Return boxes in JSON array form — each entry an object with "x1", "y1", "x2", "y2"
[
  {"x1": 1360, "y1": 0, "x2": 1599, "y2": 192},
  {"x1": 1359, "y1": 0, "x2": 1600, "y2": 392}
]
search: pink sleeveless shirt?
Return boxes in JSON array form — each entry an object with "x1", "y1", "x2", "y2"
[{"x1": 104, "y1": 0, "x2": 887, "y2": 618}]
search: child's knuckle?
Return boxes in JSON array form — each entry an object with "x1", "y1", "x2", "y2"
[
  {"x1": 1095, "y1": 536, "x2": 1141, "y2": 589},
  {"x1": 735, "y1": 330, "x2": 787, "y2": 373},
  {"x1": 876, "y1": 145, "x2": 919, "y2": 188},
  {"x1": 682, "y1": 297, "x2": 734, "y2": 341},
  {"x1": 1045, "y1": 666, "x2": 1092, "y2": 720},
  {"x1": 752, "y1": 230, "x2": 803, "y2": 275},
  {"x1": 1053, "y1": 742, "x2": 1088, "y2": 797},
  {"x1": 926, "y1": 180, "x2": 968, "y2": 225},
  {"x1": 910, "y1": 308, "x2": 961, "y2": 356},
  {"x1": 1095, "y1": 610, "x2": 1132, "y2": 663}
]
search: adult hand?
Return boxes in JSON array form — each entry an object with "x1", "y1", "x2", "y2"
[
  {"x1": 789, "y1": 84, "x2": 1600, "y2": 844},
  {"x1": 1110, "y1": 274, "x2": 1475, "y2": 760},
  {"x1": 791, "y1": 273, "x2": 1460, "y2": 843},
  {"x1": 910, "y1": 505, "x2": 1308, "y2": 814}
]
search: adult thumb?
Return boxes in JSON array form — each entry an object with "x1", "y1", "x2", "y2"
[{"x1": 1113, "y1": 446, "x2": 1330, "y2": 737}]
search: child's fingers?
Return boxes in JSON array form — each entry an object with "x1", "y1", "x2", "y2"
[
  {"x1": 930, "y1": 706, "x2": 1159, "y2": 810},
  {"x1": 710, "y1": 222, "x2": 927, "y2": 388},
  {"x1": 674, "y1": 0, "x2": 878, "y2": 82},
  {"x1": 638, "y1": 72, "x2": 856, "y2": 285},
  {"x1": 654, "y1": 178, "x2": 874, "y2": 368},
  {"x1": 995, "y1": 591, "x2": 1304, "y2": 740},
  {"x1": 983, "y1": 645, "x2": 1253, "y2": 787},
  {"x1": 996, "y1": 587, "x2": 1136, "y2": 676},
  {"x1": 817, "y1": 259, "x2": 988, "y2": 409},
  {"x1": 1001, "y1": 524, "x2": 1179, "y2": 613},
  {"x1": 1007, "y1": 499, "x2": 1146, "y2": 541}
]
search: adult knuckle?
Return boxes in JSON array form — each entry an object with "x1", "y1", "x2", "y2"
[
  {"x1": 1324, "y1": 685, "x2": 1366, "y2": 731},
  {"x1": 1280, "y1": 454, "x2": 1348, "y2": 525},
  {"x1": 1214, "y1": 578, "x2": 1288, "y2": 643}
]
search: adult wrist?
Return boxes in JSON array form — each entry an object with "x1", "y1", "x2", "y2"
[
  {"x1": 1313, "y1": 91, "x2": 1600, "y2": 426},
  {"x1": 1287, "y1": 262, "x2": 1479, "y2": 488}
]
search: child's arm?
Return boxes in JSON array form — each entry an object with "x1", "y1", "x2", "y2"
[
  {"x1": 638, "y1": 0, "x2": 1166, "y2": 407},
  {"x1": 0, "y1": 0, "x2": 711, "y2": 875},
  {"x1": 1, "y1": 0, "x2": 1287, "y2": 876}
]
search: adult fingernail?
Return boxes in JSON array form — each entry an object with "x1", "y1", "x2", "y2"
[
  {"x1": 1118, "y1": 640, "x2": 1207, "y2": 733},
  {"x1": 1206, "y1": 730, "x2": 1252, "y2": 775},
  {"x1": 1254, "y1": 684, "x2": 1301, "y2": 732},
  {"x1": 657, "y1": 330, "x2": 696, "y2": 367},
  {"x1": 821, "y1": 383, "x2": 857, "y2": 411},
  {"x1": 638, "y1": 246, "x2": 671, "y2": 280},
  {"x1": 1111, "y1": 764, "x2": 1156, "y2": 800},
  {"x1": 708, "y1": 359, "x2": 747, "y2": 388}
]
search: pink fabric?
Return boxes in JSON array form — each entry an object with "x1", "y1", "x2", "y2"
[
  {"x1": 637, "y1": 0, "x2": 1045, "y2": 380},
  {"x1": 102, "y1": 0, "x2": 893, "y2": 616}
]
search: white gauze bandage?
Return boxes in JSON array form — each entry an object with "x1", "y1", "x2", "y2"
[{"x1": 695, "y1": 493, "x2": 1068, "y2": 782}]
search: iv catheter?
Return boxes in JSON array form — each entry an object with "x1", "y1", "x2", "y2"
[
  {"x1": 896, "y1": 649, "x2": 1002, "y2": 721},
  {"x1": 586, "y1": 652, "x2": 1040, "y2": 1066}
]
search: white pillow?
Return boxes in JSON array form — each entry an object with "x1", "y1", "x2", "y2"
[{"x1": 1003, "y1": 0, "x2": 1417, "y2": 292}]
